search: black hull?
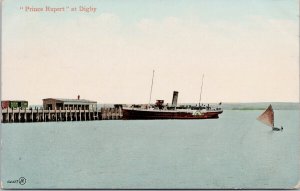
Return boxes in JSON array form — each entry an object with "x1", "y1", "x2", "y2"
[{"x1": 122, "y1": 109, "x2": 222, "y2": 120}]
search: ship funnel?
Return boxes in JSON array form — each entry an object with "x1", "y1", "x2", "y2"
[{"x1": 171, "y1": 91, "x2": 179, "y2": 106}]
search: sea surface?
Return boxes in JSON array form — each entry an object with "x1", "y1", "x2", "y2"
[{"x1": 1, "y1": 110, "x2": 299, "y2": 189}]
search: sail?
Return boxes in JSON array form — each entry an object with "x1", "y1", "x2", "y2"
[{"x1": 257, "y1": 105, "x2": 274, "y2": 127}]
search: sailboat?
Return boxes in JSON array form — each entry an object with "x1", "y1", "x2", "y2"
[{"x1": 257, "y1": 104, "x2": 282, "y2": 131}]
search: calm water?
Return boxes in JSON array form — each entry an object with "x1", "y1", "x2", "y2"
[{"x1": 1, "y1": 110, "x2": 299, "y2": 189}]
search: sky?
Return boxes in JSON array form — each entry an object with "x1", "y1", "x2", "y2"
[{"x1": 2, "y1": 0, "x2": 299, "y2": 104}]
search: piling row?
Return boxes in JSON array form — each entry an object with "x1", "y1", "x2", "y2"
[
  {"x1": 1, "y1": 107, "x2": 123, "y2": 123},
  {"x1": 101, "y1": 107, "x2": 123, "y2": 120}
]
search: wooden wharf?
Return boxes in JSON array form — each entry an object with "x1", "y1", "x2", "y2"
[{"x1": 1, "y1": 107, "x2": 123, "y2": 123}]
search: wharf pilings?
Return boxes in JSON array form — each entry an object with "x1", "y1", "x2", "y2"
[
  {"x1": 101, "y1": 107, "x2": 123, "y2": 120},
  {"x1": 1, "y1": 107, "x2": 123, "y2": 123}
]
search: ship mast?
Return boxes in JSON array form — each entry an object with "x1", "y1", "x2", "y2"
[
  {"x1": 148, "y1": 70, "x2": 155, "y2": 107},
  {"x1": 198, "y1": 74, "x2": 204, "y2": 108}
]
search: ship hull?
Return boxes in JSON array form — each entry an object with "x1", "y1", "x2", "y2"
[{"x1": 122, "y1": 108, "x2": 222, "y2": 120}]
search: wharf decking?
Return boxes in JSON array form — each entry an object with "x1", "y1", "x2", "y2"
[{"x1": 1, "y1": 107, "x2": 123, "y2": 123}]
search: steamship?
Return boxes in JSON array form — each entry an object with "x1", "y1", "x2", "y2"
[
  {"x1": 122, "y1": 71, "x2": 223, "y2": 120},
  {"x1": 122, "y1": 91, "x2": 223, "y2": 120}
]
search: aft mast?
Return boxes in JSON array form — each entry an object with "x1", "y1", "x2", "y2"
[
  {"x1": 198, "y1": 74, "x2": 204, "y2": 109},
  {"x1": 148, "y1": 70, "x2": 155, "y2": 107}
]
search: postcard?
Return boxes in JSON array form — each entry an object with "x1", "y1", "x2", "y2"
[{"x1": 1, "y1": 0, "x2": 299, "y2": 189}]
